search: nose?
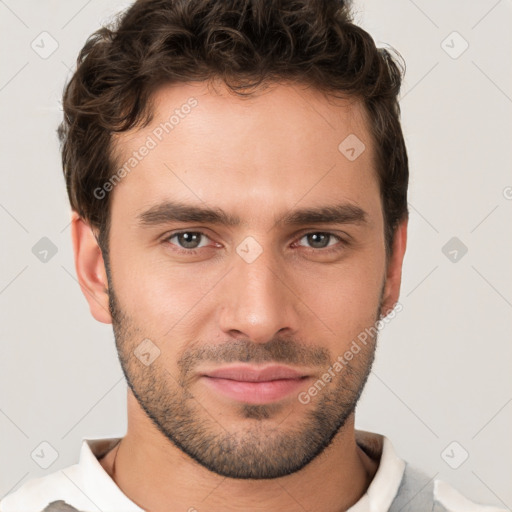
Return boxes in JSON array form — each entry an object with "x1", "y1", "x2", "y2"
[{"x1": 217, "y1": 244, "x2": 300, "y2": 344}]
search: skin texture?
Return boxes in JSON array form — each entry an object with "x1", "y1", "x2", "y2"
[{"x1": 71, "y1": 80, "x2": 407, "y2": 512}]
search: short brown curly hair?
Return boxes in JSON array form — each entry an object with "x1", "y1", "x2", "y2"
[{"x1": 57, "y1": 0, "x2": 408, "y2": 258}]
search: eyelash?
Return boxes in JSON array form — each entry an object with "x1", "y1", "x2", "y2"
[{"x1": 163, "y1": 230, "x2": 347, "y2": 256}]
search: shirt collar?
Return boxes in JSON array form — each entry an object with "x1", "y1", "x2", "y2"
[
  {"x1": 79, "y1": 437, "x2": 144, "y2": 511},
  {"x1": 349, "y1": 430, "x2": 406, "y2": 511},
  {"x1": 80, "y1": 430, "x2": 405, "y2": 512}
]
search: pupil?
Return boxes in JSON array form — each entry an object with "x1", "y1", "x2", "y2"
[{"x1": 308, "y1": 233, "x2": 329, "y2": 248}]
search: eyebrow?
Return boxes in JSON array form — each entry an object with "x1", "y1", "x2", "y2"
[
  {"x1": 136, "y1": 200, "x2": 368, "y2": 228},
  {"x1": 277, "y1": 203, "x2": 368, "y2": 227},
  {"x1": 137, "y1": 201, "x2": 240, "y2": 227}
]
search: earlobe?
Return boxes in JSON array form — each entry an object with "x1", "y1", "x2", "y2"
[
  {"x1": 380, "y1": 218, "x2": 408, "y2": 318},
  {"x1": 70, "y1": 211, "x2": 112, "y2": 324}
]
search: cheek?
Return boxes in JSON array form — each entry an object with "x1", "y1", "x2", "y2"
[
  {"x1": 294, "y1": 252, "x2": 385, "y2": 341},
  {"x1": 110, "y1": 246, "x2": 228, "y2": 338}
]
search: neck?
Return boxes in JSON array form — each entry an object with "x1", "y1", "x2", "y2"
[{"x1": 100, "y1": 391, "x2": 378, "y2": 512}]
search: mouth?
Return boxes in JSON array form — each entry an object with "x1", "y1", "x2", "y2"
[{"x1": 199, "y1": 365, "x2": 311, "y2": 404}]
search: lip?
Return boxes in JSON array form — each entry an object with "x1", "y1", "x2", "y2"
[
  {"x1": 203, "y1": 365, "x2": 307, "y2": 382},
  {"x1": 200, "y1": 365, "x2": 311, "y2": 404}
]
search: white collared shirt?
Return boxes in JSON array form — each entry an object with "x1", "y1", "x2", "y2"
[{"x1": 0, "y1": 431, "x2": 506, "y2": 512}]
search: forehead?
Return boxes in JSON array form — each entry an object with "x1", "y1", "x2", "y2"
[{"x1": 109, "y1": 80, "x2": 380, "y2": 224}]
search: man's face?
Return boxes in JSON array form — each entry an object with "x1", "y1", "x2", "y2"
[{"x1": 102, "y1": 81, "x2": 393, "y2": 479}]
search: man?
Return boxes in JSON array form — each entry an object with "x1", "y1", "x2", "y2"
[{"x1": 0, "y1": 0, "x2": 506, "y2": 511}]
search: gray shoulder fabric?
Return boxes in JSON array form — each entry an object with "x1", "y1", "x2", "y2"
[
  {"x1": 388, "y1": 464, "x2": 447, "y2": 512},
  {"x1": 41, "y1": 501, "x2": 82, "y2": 512}
]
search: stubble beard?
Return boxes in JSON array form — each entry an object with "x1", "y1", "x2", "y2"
[{"x1": 106, "y1": 269, "x2": 380, "y2": 479}]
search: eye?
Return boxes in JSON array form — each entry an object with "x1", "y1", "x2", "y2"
[
  {"x1": 296, "y1": 232, "x2": 344, "y2": 250},
  {"x1": 166, "y1": 231, "x2": 211, "y2": 250}
]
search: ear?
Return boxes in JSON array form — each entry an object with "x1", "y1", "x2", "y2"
[
  {"x1": 380, "y1": 217, "x2": 408, "y2": 318},
  {"x1": 70, "y1": 211, "x2": 112, "y2": 324}
]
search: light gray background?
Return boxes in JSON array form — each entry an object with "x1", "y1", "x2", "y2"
[{"x1": 1, "y1": 0, "x2": 511, "y2": 508}]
